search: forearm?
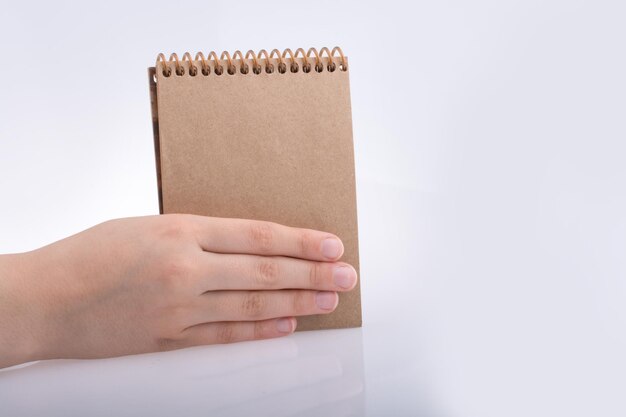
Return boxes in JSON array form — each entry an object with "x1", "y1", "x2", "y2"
[{"x1": 0, "y1": 252, "x2": 44, "y2": 368}]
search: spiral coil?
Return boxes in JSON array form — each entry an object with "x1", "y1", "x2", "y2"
[{"x1": 156, "y1": 47, "x2": 348, "y2": 78}]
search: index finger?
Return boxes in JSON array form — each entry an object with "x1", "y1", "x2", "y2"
[{"x1": 190, "y1": 216, "x2": 345, "y2": 261}]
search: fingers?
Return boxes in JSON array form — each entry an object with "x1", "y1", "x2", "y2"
[
  {"x1": 197, "y1": 252, "x2": 358, "y2": 292},
  {"x1": 182, "y1": 317, "x2": 297, "y2": 347},
  {"x1": 189, "y1": 216, "x2": 344, "y2": 261},
  {"x1": 189, "y1": 290, "x2": 339, "y2": 324}
]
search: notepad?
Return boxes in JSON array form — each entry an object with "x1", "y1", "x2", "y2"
[{"x1": 148, "y1": 47, "x2": 361, "y2": 331}]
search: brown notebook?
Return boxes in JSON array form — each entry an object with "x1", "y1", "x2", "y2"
[{"x1": 148, "y1": 47, "x2": 361, "y2": 331}]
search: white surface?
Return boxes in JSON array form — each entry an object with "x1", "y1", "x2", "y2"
[{"x1": 1, "y1": 0, "x2": 626, "y2": 416}]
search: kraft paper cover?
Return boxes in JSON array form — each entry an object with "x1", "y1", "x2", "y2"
[{"x1": 148, "y1": 52, "x2": 361, "y2": 331}]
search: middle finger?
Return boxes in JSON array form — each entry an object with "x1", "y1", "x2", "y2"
[{"x1": 196, "y1": 252, "x2": 358, "y2": 293}]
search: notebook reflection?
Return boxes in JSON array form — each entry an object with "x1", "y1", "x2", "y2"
[{"x1": 0, "y1": 328, "x2": 365, "y2": 417}]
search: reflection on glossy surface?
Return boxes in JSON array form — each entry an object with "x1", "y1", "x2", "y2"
[{"x1": 0, "y1": 329, "x2": 365, "y2": 417}]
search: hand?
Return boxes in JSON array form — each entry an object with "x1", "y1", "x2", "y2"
[{"x1": 0, "y1": 214, "x2": 358, "y2": 368}]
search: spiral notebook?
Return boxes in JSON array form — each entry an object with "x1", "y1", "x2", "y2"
[{"x1": 148, "y1": 47, "x2": 361, "y2": 331}]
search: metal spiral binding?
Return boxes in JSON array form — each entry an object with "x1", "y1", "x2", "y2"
[{"x1": 156, "y1": 47, "x2": 348, "y2": 78}]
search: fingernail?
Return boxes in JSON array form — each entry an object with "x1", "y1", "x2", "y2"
[
  {"x1": 333, "y1": 266, "x2": 357, "y2": 289},
  {"x1": 316, "y1": 291, "x2": 338, "y2": 310},
  {"x1": 321, "y1": 237, "x2": 343, "y2": 260},
  {"x1": 276, "y1": 318, "x2": 294, "y2": 333}
]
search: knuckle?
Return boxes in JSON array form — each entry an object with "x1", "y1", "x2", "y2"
[
  {"x1": 166, "y1": 305, "x2": 189, "y2": 326},
  {"x1": 215, "y1": 323, "x2": 236, "y2": 344},
  {"x1": 154, "y1": 336, "x2": 183, "y2": 352},
  {"x1": 254, "y1": 258, "x2": 280, "y2": 287},
  {"x1": 160, "y1": 253, "x2": 196, "y2": 288},
  {"x1": 247, "y1": 221, "x2": 275, "y2": 253},
  {"x1": 252, "y1": 321, "x2": 264, "y2": 340},
  {"x1": 291, "y1": 291, "x2": 310, "y2": 315},
  {"x1": 159, "y1": 214, "x2": 193, "y2": 240},
  {"x1": 298, "y1": 230, "x2": 314, "y2": 257},
  {"x1": 241, "y1": 292, "x2": 266, "y2": 318},
  {"x1": 308, "y1": 262, "x2": 324, "y2": 288}
]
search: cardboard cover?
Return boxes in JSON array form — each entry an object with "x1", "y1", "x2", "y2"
[{"x1": 148, "y1": 55, "x2": 361, "y2": 331}]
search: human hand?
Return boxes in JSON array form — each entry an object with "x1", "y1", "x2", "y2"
[{"x1": 0, "y1": 214, "x2": 358, "y2": 368}]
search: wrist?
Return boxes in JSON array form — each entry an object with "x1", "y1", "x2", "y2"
[{"x1": 0, "y1": 252, "x2": 47, "y2": 368}]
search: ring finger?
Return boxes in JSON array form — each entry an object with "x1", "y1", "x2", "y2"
[{"x1": 189, "y1": 289, "x2": 339, "y2": 324}]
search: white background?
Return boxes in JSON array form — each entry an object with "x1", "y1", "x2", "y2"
[{"x1": 1, "y1": 0, "x2": 625, "y2": 416}]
